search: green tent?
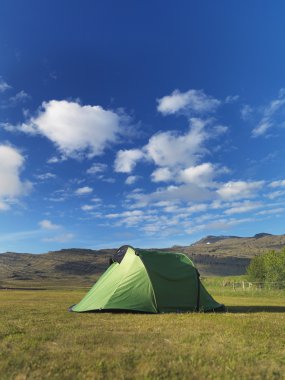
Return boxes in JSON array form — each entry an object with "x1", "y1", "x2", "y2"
[{"x1": 71, "y1": 245, "x2": 224, "y2": 313}]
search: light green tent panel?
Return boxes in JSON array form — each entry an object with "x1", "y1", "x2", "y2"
[
  {"x1": 72, "y1": 262, "x2": 119, "y2": 312},
  {"x1": 104, "y1": 250, "x2": 157, "y2": 312},
  {"x1": 72, "y1": 246, "x2": 157, "y2": 313}
]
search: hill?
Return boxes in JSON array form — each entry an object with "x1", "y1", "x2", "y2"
[{"x1": 1, "y1": 233, "x2": 285, "y2": 287}]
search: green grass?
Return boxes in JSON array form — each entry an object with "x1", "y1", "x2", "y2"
[{"x1": 0, "y1": 288, "x2": 285, "y2": 380}]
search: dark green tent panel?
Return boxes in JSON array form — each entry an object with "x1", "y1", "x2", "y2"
[{"x1": 71, "y1": 246, "x2": 224, "y2": 313}]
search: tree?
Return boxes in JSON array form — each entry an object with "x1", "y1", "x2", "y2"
[{"x1": 247, "y1": 248, "x2": 285, "y2": 288}]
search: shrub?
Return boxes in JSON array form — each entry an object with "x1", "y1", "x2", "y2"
[{"x1": 247, "y1": 248, "x2": 285, "y2": 288}]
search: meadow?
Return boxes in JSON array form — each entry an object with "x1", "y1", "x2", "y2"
[{"x1": 0, "y1": 284, "x2": 285, "y2": 380}]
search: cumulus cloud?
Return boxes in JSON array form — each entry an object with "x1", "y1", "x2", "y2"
[
  {"x1": 115, "y1": 117, "x2": 225, "y2": 178},
  {"x1": 39, "y1": 219, "x2": 61, "y2": 230},
  {"x1": 157, "y1": 89, "x2": 221, "y2": 115},
  {"x1": 217, "y1": 180, "x2": 264, "y2": 200},
  {"x1": 151, "y1": 162, "x2": 228, "y2": 187},
  {"x1": 0, "y1": 145, "x2": 32, "y2": 210},
  {"x1": 75, "y1": 186, "x2": 93, "y2": 195},
  {"x1": 114, "y1": 149, "x2": 145, "y2": 173},
  {"x1": 87, "y1": 163, "x2": 107, "y2": 175},
  {"x1": 14, "y1": 100, "x2": 132, "y2": 158},
  {"x1": 151, "y1": 167, "x2": 173, "y2": 182},
  {"x1": 145, "y1": 118, "x2": 209, "y2": 168},
  {"x1": 178, "y1": 163, "x2": 216, "y2": 186},
  {"x1": 125, "y1": 175, "x2": 139, "y2": 185}
]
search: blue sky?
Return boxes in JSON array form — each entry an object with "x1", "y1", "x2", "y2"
[{"x1": 1, "y1": 1, "x2": 285, "y2": 253}]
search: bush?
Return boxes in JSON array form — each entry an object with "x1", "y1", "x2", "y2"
[{"x1": 247, "y1": 248, "x2": 285, "y2": 288}]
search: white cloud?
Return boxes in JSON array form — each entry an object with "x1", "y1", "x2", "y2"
[
  {"x1": 47, "y1": 156, "x2": 67, "y2": 164},
  {"x1": 217, "y1": 180, "x2": 264, "y2": 200},
  {"x1": 114, "y1": 149, "x2": 144, "y2": 173},
  {"x1": 224, "y1": 201, "x2": 262, "y2": 215},
  {"x1": 75, "y1": 186, "x2": 93, "y2": 195},
  {"x1": 35, "y1": 172, "x2": 56, "y2": 181},
  {"x1": 8, "y1": 90, "x2": 30, "y2": 106},
  {"x1": 157, "y1": 89, "x2": 221, "y2": 115},
  {"x1": 39, "y1": 219, "x2": 61, "y2": 230},
  {"x1": 130, "y1": 183, "x2": 214, "y2": 205},
  {"x1": 145, "y1": 118, "x2": 208, "y2": 168},
  {"x1": 252, "y1": 121, "x2": 272, "y2": 137},
  {"x1": 151, "y1": 167, "x2": 173, "y2": 182},
  {"x1": 269, "y1": 180, "x2": 285, "y2": 188},
  {"x1": 87, "y1": 163, "x2": 107, "y2": 175},
  {"x1": 186, "y1": 217, "x2": 256, "y2": 235},
  {"x1": 106, "y1": 210, "x2": 144, "y2": 219},
  {"x1": 92, "y1": 197, "x2": 102, "y2": 203},
  {"x1": 187, "y1": 203, "x2": 208, "y2": 213},
  {"x1": 252, "y1": 89, "x2": 285, "y2": 137},
  {"x1": 225, "y1": 95, "x2": 239, "y2": 103},
  {"x1": 257, "y1": 207, "x2": 285, "y2": 215},
  {"x1": 0, "y1": 201, "x2": 10, "y2": 211},
  {"x1": 241, "y1": 105, "x2": 253, "y2": 121},
  {"x1": 81, "y1": 204, "x2": 95, "y2": 211},
  {"x1": 0, "y1": 89, "x2": 30, "y2": 109},
  {"x1": 106, "y1": 209, "x2": 145, "y2": 226},
  {"x1": 0, "y1": 77, "x2": 11, "y2": 92},
  {"x1": 125, "y1": 175, "x2": 139, "y2": 185},
  {"x1": 16, "y1": 100, "x2": 132, "y2": 158},
  {"x1": 0, "y1": 145, "x2": 32, "y2": 210},
  {"x1": 151, "y1": 162, "x2": 227, "y2": 187},
  {"x1": 178, "y1": 163, "x2": 215, "y2": 186},
  {"x1": 43, "y1": 233, "x2": 74, "y2": 243},
  {"x1": 267, "y1": 190, "x2": 285, "y2": 200},
  {"x1": 213, "y1": 125, "x2": 228, "y2": 135}
]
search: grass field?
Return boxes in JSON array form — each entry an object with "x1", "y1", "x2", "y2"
[{"x1": 0, "y1": 286, "x2": 285, "y2": 380}]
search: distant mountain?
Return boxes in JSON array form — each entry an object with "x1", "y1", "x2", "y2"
[
  {"x1": 193, "y1": 233, "x2": 276, "y2": 245},
  {"x1": 0, "y1": 248, "x2": 115, "y2": 288},
  {"x1": 193, "y1": 235, "x2": 241, "y2": 245},
  {"x1": 253, "y1": 233, "x2": 273, "y2": 239},
  {"x1": 1, "y1": 233, "x2": 285, "y2": 286}
]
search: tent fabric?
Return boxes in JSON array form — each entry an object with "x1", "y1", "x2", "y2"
[
  {"x1": 72, "y1": 247, "x2": 157, "y2": 313},
  {"x1": 71, "y1": 245, "x2": 224, "y2": 313},
  {"x1": 139, "y1": 250, "x2": 200, "y2": 312}
]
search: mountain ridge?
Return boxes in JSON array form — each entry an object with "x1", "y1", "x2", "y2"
[{"x1": 1, "y1": 233, "x2": 285, "y2": 285}]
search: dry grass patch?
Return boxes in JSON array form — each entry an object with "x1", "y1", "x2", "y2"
[{"x1": 0, "y1": 290, "x2": 284, "y2": 379}]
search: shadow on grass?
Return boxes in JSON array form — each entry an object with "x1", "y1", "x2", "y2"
[{"x1": 226, "y1": 305, "x2": 285, "y2": 313}]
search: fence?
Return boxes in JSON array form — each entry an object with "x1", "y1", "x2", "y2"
[{"x1": 222, "y1": 280, "x2": 285, "y2": 290}]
